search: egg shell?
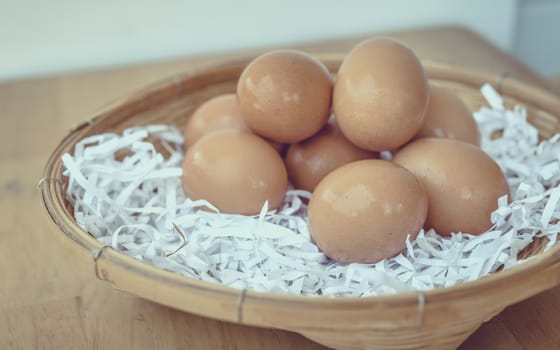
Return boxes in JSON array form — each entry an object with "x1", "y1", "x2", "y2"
[
  {"x1": 414, "y1": 84, "x2": 480, "y2": 145},
  {"x1": 181, "y1": 130, "x2": 288, "y2": 215},
  {"x1": 393, "y1": 138, "x2": 510, "y2": 236},
  {"x1": 183, "y1": 94, "x2": 249, "y2": 149},
  {"x1": 183, "y1": 93, "x2": 285, "y2": 152},
  {"x1": 285, "y1": 120, "x2": 378, "y2": 192},
  {"x1": 333, "y1": 37, "x2": 428, "y2": 151},
  {"x1": 237, "y1": 50, "x2": 332, "y2": 143},
  {"x1": 308, "y1": 159, "x2": 428, "y2": 264}
]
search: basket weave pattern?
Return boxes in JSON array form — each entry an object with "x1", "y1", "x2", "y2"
[{"x1": 40, "y1": 55, "x2": 560, "y2": 350}]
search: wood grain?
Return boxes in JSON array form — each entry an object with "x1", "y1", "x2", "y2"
[
  {"x1": 0, "y1": 298, "x2": 89, "y2": 350},
  {"x1": 2, "y1": 26, "x2": 560, "y2": 350}
]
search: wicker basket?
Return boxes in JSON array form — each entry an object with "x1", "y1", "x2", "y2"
[{"x1": 40, "y1": 54, "x2": 560, "y2": 350}]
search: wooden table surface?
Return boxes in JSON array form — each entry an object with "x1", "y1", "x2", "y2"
[{"x1": 2, "y1": 26, "x2": 560, "y2": 350}]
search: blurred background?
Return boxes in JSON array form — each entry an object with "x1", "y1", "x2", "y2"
[{"x1": 0, "y1": 0, "x2": 558, "y2": 82}]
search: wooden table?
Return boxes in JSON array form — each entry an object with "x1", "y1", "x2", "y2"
[{"x1": 2, "y1": 26, "x2": 560, "y2": 349}]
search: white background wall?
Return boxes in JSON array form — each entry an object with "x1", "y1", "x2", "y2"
[
  {"x1": 0, "y1": 0, "x2": 558, "y2": 82},
  {"x1": 515, "y1": 0, "x2": 560, "y2": 75}
]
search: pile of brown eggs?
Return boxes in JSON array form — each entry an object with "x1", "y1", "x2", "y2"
[{"x1": 181, "y1": 37, "x2": 510, "y2": 265}]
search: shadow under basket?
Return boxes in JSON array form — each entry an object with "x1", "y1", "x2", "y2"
[{"x1": 40, "y1": 54, "x2": 560, "y2": 350}]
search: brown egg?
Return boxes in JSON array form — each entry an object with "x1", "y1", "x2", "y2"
[
  {"x1": 183, "y1": 94, "x2": 249, "y2": 148},
  {"x1": 237, "y1": 50, "x2": 332, "y2": 143},
  {"x1": 182, "y1": 130, "x2": 288, "y2": 215},
  {"x1": 308, "y1": 160, "x2": 428, "y2": 264},
  {"x1": 393, "y1": 138, "x2": 510, "y2": 236},
  {"x1": 414, "y1": 84, "x2": 480, "y2": 145},
  {"x1": 183, "y1": 93, "x2": 285, "y2": 152},
  {"x1": 285, "y1": 121, "x2": 378, "y2": 192},
  {"x1": 333, "y1": 37, "x2": 429, "y2": 151}
]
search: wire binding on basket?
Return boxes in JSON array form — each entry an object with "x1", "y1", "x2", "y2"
[
  {"x1": 417, "y1": 292, "x2": 426, "y2": 327},
  {"x1": 236, "y1": 289, "x2": 248, "y2": 324},
  {"x1": 495, "y1": 71, "x2": 510, "y2": 94},
  {"x1": 37, "y1": 177, "x2": 63, "y2": 189},
  {"x1": 93, "y1": 245, "x2": 112, "y2": 280}
]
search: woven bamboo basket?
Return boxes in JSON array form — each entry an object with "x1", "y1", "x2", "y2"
[{"x1": 40, "y1": 54, "x2": 560, "y2": 350}]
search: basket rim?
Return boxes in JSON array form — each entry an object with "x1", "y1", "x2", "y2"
[{"x1": 39, "y1": 54, "x2": 560, "y2": 309}]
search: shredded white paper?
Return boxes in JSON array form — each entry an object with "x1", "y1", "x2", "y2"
[{"x1": 62, "y1": 84, "x2": 560, "y2": 297}]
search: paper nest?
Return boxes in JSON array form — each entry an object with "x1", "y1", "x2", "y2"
[{"x1": 62, "y1": 84, "x2": 560, "y2": 297}]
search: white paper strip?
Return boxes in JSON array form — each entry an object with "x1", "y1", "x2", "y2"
[{"x1": 62, "y1": 85, "x2": 560, "y2": 297}]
